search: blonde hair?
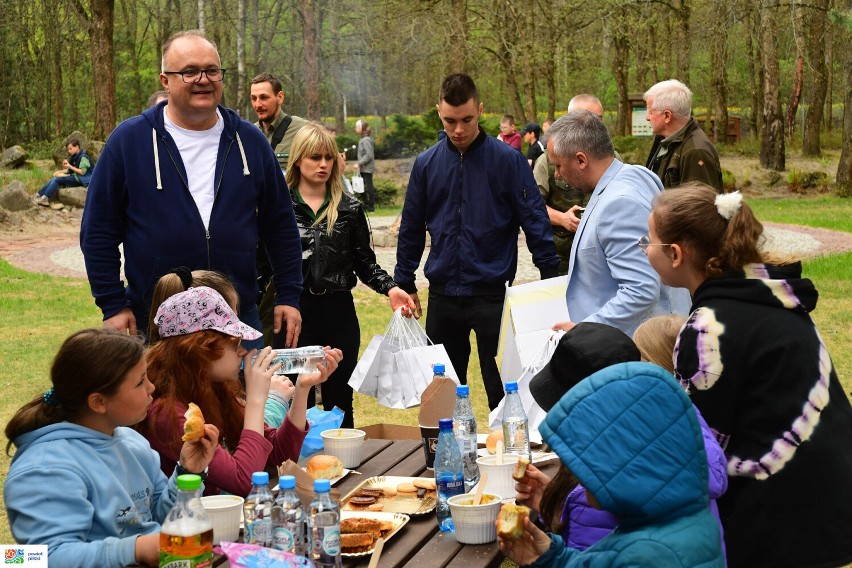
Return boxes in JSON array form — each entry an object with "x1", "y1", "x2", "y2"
[
  {"x1": 286, "y1": 122, "x2": 344, "y2": 235},
  {"x1": 633, "y1": 315, "x2": 687, "y2": 374},
  {"x1": 148, "y1": 270, "x2": 238, "y2": 343}
]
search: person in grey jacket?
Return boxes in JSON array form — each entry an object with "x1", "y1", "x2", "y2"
[{"x1": 354, "y1": 119, "x2": 376, "y2": 211}]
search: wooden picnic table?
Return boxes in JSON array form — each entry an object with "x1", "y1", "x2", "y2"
[{"x1": 214, "y1": 436, "x2": 560, "y2": 568}]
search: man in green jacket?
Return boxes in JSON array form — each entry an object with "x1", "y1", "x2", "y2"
[{"x1": 644, "y1": 79, "x2": 723, "y2": 193}]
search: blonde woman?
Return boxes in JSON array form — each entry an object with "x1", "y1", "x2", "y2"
[{"x1": 286, "y1": 123, "x2": 414, "y2": 427}]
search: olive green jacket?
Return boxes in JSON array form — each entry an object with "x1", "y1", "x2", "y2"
[{"x1": 645, "y1": 118, "x2": 723, "y2": 192}]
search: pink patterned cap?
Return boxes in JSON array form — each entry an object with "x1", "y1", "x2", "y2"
[{"x1": 154, "y1": 286, "x2": 263, "y2": 340}]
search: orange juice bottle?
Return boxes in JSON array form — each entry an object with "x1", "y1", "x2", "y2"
[{"x1": 159, "y1": 474, "x2": 214, "y2": 568}]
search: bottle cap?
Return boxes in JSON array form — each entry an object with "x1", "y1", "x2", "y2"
[
  {"x1": 252, "y1": 471, "x2": 270, "y2": 485},
  {"x1": 314, "y1": 479, "x2": 331, "y2": 492},
  {"x1": 456, "y1": 385, "x2": 469, "y2": 397},
  {"x1": 505, "y1": 381, "x2": 519, "y2": 393},
  {"x1": 280, "y1": 475, "x2": 296, "y2": 490},
  {"x1": 433, "y1": 363, "x2": 446, "y2": 375},
  {"x1": 176, "y1": 474, "x2": 203, "y2": 491},
  {"x1": 439, "y1": 418, "x2": 454, "y2": 431}
]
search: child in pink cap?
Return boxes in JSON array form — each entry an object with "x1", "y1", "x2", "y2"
[{"x1": 139, "y1": 286, "x2": 343, "y2": 496}]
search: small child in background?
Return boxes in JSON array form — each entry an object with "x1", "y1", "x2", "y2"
[
  {"x1": 500, "y1": 362, "x2": 724, "y2": 566},
  {"x1": 138, "y1": 286, "x2": 342, "y2": 497},
  {"x1": 148, "y1": 268, "x2": 294, "y2": 426},
  {"x1": 633, "y1": 314, "x2": 686, "y2": 374},
  {"x1": 4, "y1": 329, "x2": 217, "y2": 567}
]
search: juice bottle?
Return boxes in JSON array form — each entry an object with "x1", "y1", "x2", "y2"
[{"x1": 159, "y1": 474, "x2": 214, "y2": 568}]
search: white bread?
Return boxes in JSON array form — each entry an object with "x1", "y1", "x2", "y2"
[
  {"x1": 497, "y1": 504, "x2": 529, "y2": 540},
  {"x1": 485, "y1": 430, "x2": 503, "y2": 454},
  {"x1": 306, "y1": 454, "x2": 343, "y2": 480}
]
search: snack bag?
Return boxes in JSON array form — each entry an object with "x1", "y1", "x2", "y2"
[
  {"x1": 219, "y1": 541, "x2": 314, "y2": 567},
  {"x1": 299, "y1": 406, "x2": 345, "y2": 459}
]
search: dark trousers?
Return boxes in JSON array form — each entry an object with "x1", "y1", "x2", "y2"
[
  {"x1": 425, "y1": 292, "x2": 505, "y2": 410},
  {"x1": 298, "y1": 291, "x2": 360, "y2": 428},
  {"x1": 361, "y1": 172, "x2": 375, "y2": 211}
]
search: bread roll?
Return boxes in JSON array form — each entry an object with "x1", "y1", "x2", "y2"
[
  {"x1": 512, "y1": 456, "x2": 531, "y2": 481},
  {"x1": 182, "y1": 403, "x2": 206, "y2": 442},
  {"x1": 306, "y1": 454, "x2": 343, "y2": 480},
  {"x1": 497, "y1": 504, "x2": 530, "y2": 540},
  {"x1": 485, "y1": 430, "x2": 503, "y2": 454}
]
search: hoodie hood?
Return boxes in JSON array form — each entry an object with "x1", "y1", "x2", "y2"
[
  {"x1": 12, "y1": 421, "x2": 118, "y2": 459},
  {"x1": 693, "y1": 261, "x2": 817, "y2": 314},
  {"x1": 540, "y1": 362, "x2": 709, "y2": 529}
]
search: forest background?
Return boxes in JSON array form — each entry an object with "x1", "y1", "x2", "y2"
[{"x1": 2, "y1": 0, "x2": 852, "y2": 187}]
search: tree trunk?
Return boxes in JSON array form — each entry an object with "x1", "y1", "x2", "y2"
[
  {"x1": 91, "y1": 0, "x2": 116, "y2": 140},
  {"x1": 745, "y1": 7, "x2": 763, "y2": 136},
  {"x1": 448, "y1": 0, "x2": 468, "y2": 73},
  {"x1": 802, "y1": 0, "x2": 828, "y2": 155},
  {"x1": 673, "y1": 0, "x2": 691, "y2": 84},
  {"x1": 825, "y1": 39, "x2": 833, "y2": 132},
  {"x1": 710, "y1": 9, "x2": 729, "y2": 145},
  {"x1": 612, "y1": 34, "x2": 629, "y2": 136},
  {"x1": 836, "y1": 20, "x2": 852, "y2": 185},
  {"x1": 197, "y1": 0, "x2": 205, "y2": 33},
  {"x1": 235, "y1": 0, "x2": 246, "y2": 117},
  {"x1": 786, "y1": 54, "x2": 804, "y2": 139},
  {"x1": 50, "y1": 26, "x2": 64, "y2": 137},
  {"x1": 296, "y1": 0, "x2": 321, "y2": 120},
  {"x1": 759, "y1": 1, "x2": 784, "y2": 171}
]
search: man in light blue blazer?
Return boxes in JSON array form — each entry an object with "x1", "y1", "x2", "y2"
[{"x1": 547, "y1": 111, "x2": 690, "y2": 336}]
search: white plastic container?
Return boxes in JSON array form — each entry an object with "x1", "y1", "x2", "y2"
[
  {"x1": 447, "y1": 493, "x2": 503, "y2": 544},
  {"x1": 475, "y1": 454, "x2": 517, "y2": 500},
  {"x1": 321, "y1": 428, "x2": 366, "y2": 468},
  {"x1": 200, "y1": 494, "x2": 244, "y2": 544}
]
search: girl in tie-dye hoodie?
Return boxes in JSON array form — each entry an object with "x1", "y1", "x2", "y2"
[{"x1": 646, "y1": 183, "x2": 852, "y2": 568}]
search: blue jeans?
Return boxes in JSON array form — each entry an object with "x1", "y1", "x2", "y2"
[{"x1": 38, "y1": 175, "x2": 82, "y2": 198}]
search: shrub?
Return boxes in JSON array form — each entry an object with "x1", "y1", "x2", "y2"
[
  {"x1": 612, "y1": 136, "x2": 654, "y2": 164},
  {"x1": 336, "y1": 134, "x2": 359, "y2": 161},
  {"x1": 376, "y1": 114, "x2": 435, "y2": 158},
  {"x1": 722, "y1": 169, "x2": 737, "y2": 192},
  {"x1": 787, "y1": 169, "x2": 804, "y2": 193},
  {"x1": 370, "y1": 179, "x2": 402, "y2": 207}
]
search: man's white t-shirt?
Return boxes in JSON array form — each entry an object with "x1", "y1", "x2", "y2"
[{"x1": 163, "y1": 107, "x2": 225, "y2": 230}]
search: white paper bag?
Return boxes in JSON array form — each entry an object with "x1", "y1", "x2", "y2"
[
  {"x1": 348, "y1": 334, "x2": 395, "y2": 397},
  {"x1": 489, "y1": 330, "x2": 564, "y2": 444},
  {"x1": 393, "y1": 344, "x2": 460, "y2": 408},
  {"x1": 351, "y1": 174, "x2": 365, "y2": 193}
]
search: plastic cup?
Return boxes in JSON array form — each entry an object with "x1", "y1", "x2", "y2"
[
  {"x1": 448, "y1": 493, "x2": 503, "y2": 544},
  {"x1": 475, "y1": 454, "x2": 518, "y2": 500},
  {"x1": 321, "y1": 428, "x2": 366, "y2": 468},
  {"x1": 200, "y1": 495, "x2": 244, "y2": 544},
  {"x1": 419, "y1": 424, "x2": 440, "y2": 469}
]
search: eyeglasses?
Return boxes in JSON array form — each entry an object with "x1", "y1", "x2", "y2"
[
  {"x1": 638, "y1": 234, "x2": 672, "y2": 253},
  {"x1": 163, "y1": 68, "x2": 227, "y2": 83},
  {"x1": 500, "y1": 125, "x2": 511, "y2": 130}
]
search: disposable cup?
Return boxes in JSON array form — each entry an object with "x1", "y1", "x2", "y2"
[
  {"x1": 475, "y1": 454, "x2": 518, "y2": 500},
  {"x1": 419, "y1": 424, "x2": 440, "y2": 469},
  {"x1": 200, "y1": 494, "x2": 244, "y2": 544},
  {"x1": 321, "y1": 428, "x2": 366, "y2": 468},
  {"x1": 448, "y1": 493, "x2": 503, "y2": 544}
]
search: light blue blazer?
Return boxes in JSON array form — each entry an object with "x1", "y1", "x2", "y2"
[{"x1": 565, "y1": 160, "x2": 690, "y2": 336}]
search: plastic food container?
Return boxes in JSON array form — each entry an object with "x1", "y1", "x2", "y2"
[
  {"x1": 321, "y1": 428, "x2": 367, "y2": 468},
  {"x1": 200, "y1": 494, "x2": 244, "y2": 544},
  {"x1": 475, "y1": 454, "x2": 518, "y2": 500},
  {"x1": 448, "y1": 493, "x2": 503, "y2": 544}
]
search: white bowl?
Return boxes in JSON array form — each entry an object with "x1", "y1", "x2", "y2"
[
  {"x1": 448, "y1": 493, "x2": 503, "y2": 544},
  {"x1": 321, "y1": 428, "x2": 366, "y2": 468},
  {"x1": 475, "y1": 454, "x2": 518, "y2": 500},
  {"x1": 200, "y1": 495, "x2": 244, "y2": 544}
]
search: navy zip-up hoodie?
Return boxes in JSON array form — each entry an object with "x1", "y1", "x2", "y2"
[
  {"x1": 80, "y1": 103, "x2": 302, "y2": 323},
  {"x1": 394, "y1": 129, "x2": 559, "y2": 296}
]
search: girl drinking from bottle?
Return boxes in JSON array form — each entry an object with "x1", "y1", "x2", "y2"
[
  {"x1": 285, "y1": 122, "x2": 414, "y2": 427},
  {"x1": 139, "y1": 286, "x2": 341, "y2": 496},
  {"x1": 4, "y1": 329, "x2": 218, "y2": 567}
]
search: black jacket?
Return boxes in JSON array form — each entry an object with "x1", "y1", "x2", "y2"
[{"x1": 292, "y1": 190, "x2": 396, "y2": 296}]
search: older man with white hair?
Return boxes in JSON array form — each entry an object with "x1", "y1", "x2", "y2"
[{"x1": 644, "y1": 79, "x2": 723, "y2": 192}]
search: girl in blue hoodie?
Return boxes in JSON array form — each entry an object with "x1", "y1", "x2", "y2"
[{"x1": 4, "y1": 329, "x2": 218, "y2": 567}]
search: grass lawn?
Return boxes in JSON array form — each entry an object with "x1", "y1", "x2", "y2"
[{"x1": 0, "y1": 195, "x2": 850, "y2": 546}]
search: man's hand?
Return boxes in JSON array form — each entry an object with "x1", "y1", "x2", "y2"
[
  {"x1": 497, "y1": 515, "x2": 551, "y2": 566},
  {"x1": 274, "y1": 305, "x2": 302, "y2": 348},
  {"x1": 104, "y1": 308, "x2": 137, "y2": 336},
  {"x1": 409, "y1": 291, "x2": 423, "y2": 319},
  {"x1": 557, "y1": 207, "x2": 582, "y2": 233},
  {"x1": 552, "y1": 321, "x2": 576, "y2": 333}
]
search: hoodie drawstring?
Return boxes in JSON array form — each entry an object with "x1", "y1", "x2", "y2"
[
  {"x1": 235, "y1": 132, "x2": 250, "y2": 176},
  {"x1": 152, "y1": 129, "x2": 163, "y2": 190}
]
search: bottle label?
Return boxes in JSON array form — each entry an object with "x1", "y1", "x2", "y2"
[
  {"x1": 438, "y1": 478, "x2": 465, "y2": 498},
  {"x1": 245, "y1": 518, "x2": 272, "y2": 545},
  {"x1": 159, "y1": 553, "x2": 212, "y2": 568},
  {"x1": 272, "y1": 527, "x2": 294, "y2": 551},
  {"x1": 322, "y1": 528, "x2": 341, "y2": 556}
]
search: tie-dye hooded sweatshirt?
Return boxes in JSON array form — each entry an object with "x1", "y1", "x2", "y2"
[{"x1": 674, "y1": 262, "x2": 852, "y2": 568}]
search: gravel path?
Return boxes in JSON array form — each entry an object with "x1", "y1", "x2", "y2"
[{"x1": 1, "y1": 216, "x2": 851, "y2": 284}]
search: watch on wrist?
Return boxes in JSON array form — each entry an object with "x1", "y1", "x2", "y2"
[{"x1": 175, "y1": 461, "x2": 208, "y2": 481}]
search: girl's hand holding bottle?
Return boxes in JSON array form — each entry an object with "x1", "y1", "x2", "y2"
[
  {"x1": 514, "y1": 463, "x2": 551, "y2": 514},
  {"x1": 287, "y1": 348, "x2": 342, "y2": 431}
]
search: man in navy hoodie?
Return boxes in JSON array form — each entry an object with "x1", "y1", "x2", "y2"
[{"x1": 80, "y1": 30, "x2": 303, "y2": 348}]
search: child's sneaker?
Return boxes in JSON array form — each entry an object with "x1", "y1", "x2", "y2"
[{"x1": 33, "y1": 195, "x2": 49, "y2": 206}]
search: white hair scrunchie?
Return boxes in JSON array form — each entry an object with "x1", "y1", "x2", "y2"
[{"x1": 715, "y1": 191, "x2": 743, "y2": 221}]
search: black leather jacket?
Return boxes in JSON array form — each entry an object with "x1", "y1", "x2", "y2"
[{"x1": 292, "y1": 189, "x2": 396, "y2": 296}]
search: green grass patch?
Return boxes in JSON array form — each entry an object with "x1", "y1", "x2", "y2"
[{"x1": 748, "y1": 196, "x2": 852, "y2": 233}]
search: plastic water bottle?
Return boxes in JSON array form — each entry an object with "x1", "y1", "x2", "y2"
[
  {"x1": 159, "y1": 474, "x2": 213, "y2": 567},
  {"x1": 271, "y1": 475, "x2": 305, "y2": 555},
  {"x1": 502, "y1": 382, "x2": 532, "y2": 461},
  {"x1": 433, "y1": 363, "x2": 446, "y2": 380},
  {"x1": 252, "y1": 346, "x2": 326, "y2": 375},
  {"x1": 243, "y1": 471, "x2": 274, "y2": 547},
  {"x1": 308, "y1": 479, "x2": 342, "y2": 568},
  {"x1": 453, "y1": 385, "x2": 480, "y2": 492},
  {"x1": 435, "y1": 418, "x2": 465, "y2": 531}
]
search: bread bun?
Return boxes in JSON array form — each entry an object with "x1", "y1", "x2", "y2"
[
  {"x1": 306, "y1": 454, "x2": 343, "y2": 480},
  {"x1": 497, "y1": 504, "x2": 530, "y2": 540},
  {"x1": 512, "y1": 456, "x2": 531, "y2": 481},
  {"x1": 485, "y1": 430, "x2": 503, "y2": 454},
  {"x1": 182, "y1": 403, "x2": 206, "y2": 442}
]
